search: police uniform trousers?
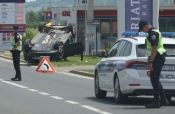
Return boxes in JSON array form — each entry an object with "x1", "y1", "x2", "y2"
[
  {"x1": 12, "y1": 50, "x2": 21, "y2": 79},
  {"x1": 150, "y1": 52, "x2": 167, "y2": 100}
]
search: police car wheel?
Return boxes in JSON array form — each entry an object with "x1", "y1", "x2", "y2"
[
  {"x1": 94, "y1": 72, "x2": 107, "y2": 98},
  {"x1": 114, "y1": 75, "x2": 127, "y2": 103}
]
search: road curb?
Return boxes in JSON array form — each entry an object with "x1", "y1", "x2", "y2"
[
  {"x1": 0, "y1": 55, "x2": 27, "y2": 63},
  {"x1": 69, "y1": 70, "x2": 94, "y2": 78}
]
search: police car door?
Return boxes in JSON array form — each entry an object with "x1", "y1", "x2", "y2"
[
  {"x1": 98, "y1": 41, "x2": 120, "y2": 89},
  {"x1": 105, "y1": 40, "x2": 128, "y2": 89}
]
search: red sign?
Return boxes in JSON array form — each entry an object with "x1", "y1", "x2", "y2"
[
  {"x1": 62, "y1": 11, "x2": 70, "y2": 16},
  {"x1": 36, "y1": 57, "x2": 56, "y2": 73},
  {"x1": 0, "y1": 24, "x2": 26, "y2": 31},
  {"x1": 46, "y1": 11, "x2": 52, "y2": 19}
]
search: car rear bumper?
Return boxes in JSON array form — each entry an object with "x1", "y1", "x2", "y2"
[
  {"x1": 122, "y1": 85, "x2": 175, "y2": 96},
  {"x1": 133, "y1": 89, "x2": 175, "y2": 96},
  {"x1": 120, "y1": 69, "x2": 175, "y2": 96}
]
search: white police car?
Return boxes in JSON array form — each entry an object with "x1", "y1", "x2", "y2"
[{"x1": 94, "y1": 31, "x2": 175, "y2": 103}]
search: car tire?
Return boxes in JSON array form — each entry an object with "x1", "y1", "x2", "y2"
[
  {"x1": 53, "y1": 41, "x2": 64, "y2": 60},
  {"x1": 114, "y1": 75, "x2": 128, "y2": 104},
  {"x1": 67, "y1": 23, "x2": 76, "y2": 38},
  {"x1": 166, "y1": 95, "x2": 172, "y2": 101},
  {"x1": 24, "y1": 39, "x2": 30, "y2": 53},
  {"x1": 38, "y1": 22, "x2": 45, "y2": 32},
  {"x1": 94, "y1": 72, "x2": 107, "y2": 98}
]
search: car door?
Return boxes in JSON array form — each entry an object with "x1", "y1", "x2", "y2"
[
  {"x1": 98, "y1": 41, "x2": 120, "y2": 89},
  {"x1": 105, "y1": 40, "x2": 128, "y2": 89}
]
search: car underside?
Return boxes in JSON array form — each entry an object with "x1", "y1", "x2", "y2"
[{"x1": 22, "y1": 22, "x2": 82, "y2": 63}]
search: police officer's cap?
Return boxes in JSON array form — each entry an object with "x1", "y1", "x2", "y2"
[
  {"x1": 13, "y1": 25, "x2": 19, "y2": 29},
  {"x1": 138, "y1": 20, "x2": 149, "y2": 32}
]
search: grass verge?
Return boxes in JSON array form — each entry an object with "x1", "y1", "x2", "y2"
[
  {"x1": 51, "y1": 56, "x2": 102, "y2": 67},
  {"x1": 5, "y1": 54, "x2": 102, "y2": 67}
]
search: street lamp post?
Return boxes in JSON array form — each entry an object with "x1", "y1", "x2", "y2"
[
  {"x1": 82, "y1": 0, "x2": 88, "y2": 55},
  {"x1": 84, "y1": 0, "x2": 88, "y2": 55}
]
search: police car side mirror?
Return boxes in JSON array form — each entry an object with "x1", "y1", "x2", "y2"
[{"x1": 97, "y1": 51, "x2": 107, "y2": 58}]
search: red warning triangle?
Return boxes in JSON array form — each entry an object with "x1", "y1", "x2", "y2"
[{"x1": 35, "y1": 57, "x2": 56, "y2": 73}]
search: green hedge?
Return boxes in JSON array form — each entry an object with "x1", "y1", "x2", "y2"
[{"x1": 23, "y1": 28, "x2": 38, "y2": 41}]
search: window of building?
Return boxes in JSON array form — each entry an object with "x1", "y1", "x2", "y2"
[
  {"x1": 159, "y1": 18, "x2": 167, "y2": 32},
  {"x1": 77, "y1": 19, "x2": 85, "y2": 42},
  {"x1": 167, "y1": 18, "x2": 175, "y2": 32}
]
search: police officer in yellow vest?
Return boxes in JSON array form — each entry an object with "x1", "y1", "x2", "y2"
[
  {"x1": 10, "y1": 25, "x2": 22, "y2": 81},
  {"x1": 138, "y1": 20, "x2": 169, "y2": 108}
]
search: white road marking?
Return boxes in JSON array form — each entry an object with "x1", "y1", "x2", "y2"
[
  {"x1": 59, "y1": 72, "x2": 93, "y2": 80},
  {"x1": 0, "y1": 58, "x2": 112, "y2": 114},
  {"x1": 0, "y1": 80, "x2": 28, "y2": 89},
  {"x1": 80, "y1": 105, "x2": 112, "y2": 114},
  {"x1": 50, "y1": 96, "x2": 63, "y2": 100},
  {"x1": 0, "y1": 78, "x2": 112, "y2": 114},
  {"x1": 28, "y1": 89, "x2": 38, "y2": 92},
  {"x1": 65, "y1": 100, "x2": 79, "y2": 104},
  {"x1": 38, "y1": 92, "x2": 50, "y2": 95}
]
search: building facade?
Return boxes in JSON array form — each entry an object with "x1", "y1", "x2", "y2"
[{"x1": 51, "y1": 5, "x2": 175, "y2": 51}]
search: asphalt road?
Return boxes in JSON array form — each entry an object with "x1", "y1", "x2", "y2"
[{"x1": 0, "y1": 58, "x2": 174, "y2": 114}]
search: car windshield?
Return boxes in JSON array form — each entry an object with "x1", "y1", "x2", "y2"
[{"x1": 137, "y1": 44, "x2": 175, "y2": 57}]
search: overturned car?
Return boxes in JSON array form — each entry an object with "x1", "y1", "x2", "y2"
[{"x1": 22, "y1": 22, "x2": 83, "y2": 63}]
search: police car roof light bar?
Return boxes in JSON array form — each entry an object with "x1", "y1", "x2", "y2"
[
  {"x1": 122, "y1": 31, "x2": 148, "y2": 37},
  {"x1": 122, "y1": 31, "x2": 175, "y2": 37},
  {"x1": 161, "y1": 32, "x2": 175, "y2": 37}
]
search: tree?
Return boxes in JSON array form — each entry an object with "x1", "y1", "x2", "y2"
[
  {"x1": 26, "y1": 10, "x2": 39, "y2": 28},
  {"x1": 37, "y1": 6, "x2": 51, "y2": 23}
]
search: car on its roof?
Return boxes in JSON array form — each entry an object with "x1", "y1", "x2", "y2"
[
  {"x1": 22, "y1": 22, "x2": 82, "y2": 63},
  {"x1": 94, "y1": 32, "x2": 175, "y2": 103}
]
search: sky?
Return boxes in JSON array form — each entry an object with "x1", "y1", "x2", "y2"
[{"x1": 26, "y1": 0, "x2": 36, "y2": 2}]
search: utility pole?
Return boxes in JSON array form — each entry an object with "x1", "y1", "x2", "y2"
[{"x1": 104, "y1": 0, "x2": 106, "y2": 5}]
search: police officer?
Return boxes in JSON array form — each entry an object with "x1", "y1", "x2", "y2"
[
  {"x1": 10, "y1": 25, "x2": 22, "y2": 81},
  {"x1": 138, "y1": 20, "x2": 169, "y2": 108}
]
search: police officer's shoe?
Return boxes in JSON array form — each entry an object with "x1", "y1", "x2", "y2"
[
  {"x1": 11, "y1": 78, "x2": 21, "y2": 81},
  {"x1": 160, "y1": 99, "x2": 169, "y2": 106},
  {"x1": 11, "y1": 77, "x2": 18, "y2": 81},
  {"x1": 145, "y1": 99, "x2": 160, "y2": 108}
]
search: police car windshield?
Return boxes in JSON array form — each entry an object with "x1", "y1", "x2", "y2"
[{"x1": 137, "y1": 44, "x2": 175, "y2": 57}]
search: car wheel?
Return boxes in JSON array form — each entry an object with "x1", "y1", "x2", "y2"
[
  {"x1": 166, "y1": 95, "x2": 172, "y2": 101},
  {"x1": 58, "y1": 42, "x2": 64, "y2": 60},
  {"x1": 94, "y1": 72, "x2": 107, "y2": 98},
  {"x1": 24, "y1": 39, "x2": 30, "y2": 53},
  {"x1": 38, "y1": 22, "x2": 45, "y2": 32},
  {"x1": 114, "y1": 76, "x2": 128, "y2": 103},
  {"x1": 67, "y1": 23, "x2": 76, "y2": 38},
  {"x1": 53, "y1": 41, "x2": 64, "y2": 60}
]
